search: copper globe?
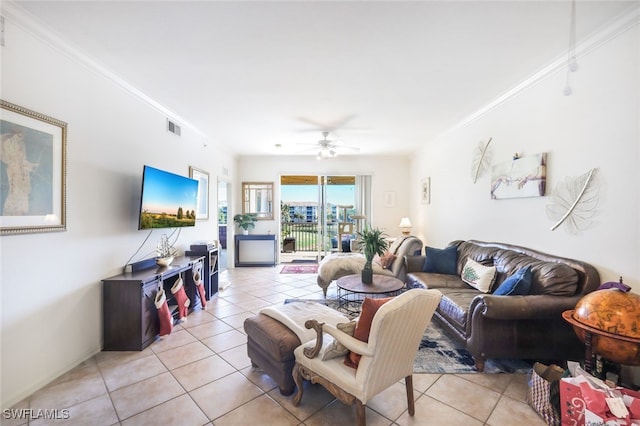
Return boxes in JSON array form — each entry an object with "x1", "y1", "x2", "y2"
[{"x1": 562, "y1": 288, "x2": 640, "y2": 365}]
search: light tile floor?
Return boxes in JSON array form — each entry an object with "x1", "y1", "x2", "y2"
[{"x1": 7, "y1": 267, "x2": 546, "y2": 425}]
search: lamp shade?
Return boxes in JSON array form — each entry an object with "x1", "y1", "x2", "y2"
[
  {"x1": 399, "y1": 217, "x2": 412, "y2": 235},
  {"x1": 398, "y1": 217, "x2": 412, "y2": 228}
]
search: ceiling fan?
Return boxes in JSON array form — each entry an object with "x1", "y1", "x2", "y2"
[{"x1": 297, "y1": 131, "x2": 360, "y2": 160}]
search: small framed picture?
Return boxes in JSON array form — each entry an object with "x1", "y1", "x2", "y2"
[
  {"x1": 421, "y1": 177, "x2": 431, "y2": 205},
  {"x1": 383, "y1": 191, "x2": 396, "y2": 208},
  {"x1": 189, "y1": 166, "x2": 209, "y2": 220}
]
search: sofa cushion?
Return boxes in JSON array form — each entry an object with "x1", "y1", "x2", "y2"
[
  {"x1": 422, "y1": 246, "x2": 458, "y2": 275},
  {"x1": 461, "y1": 258, "x2": 496, "y2": 293},
  {"x1": 456, "y1": 241, "x2": 580, "y2": 296},
  {"x1": 406, "y1": 272, "x2": 469, "y2": 290},
  {"x1": 436, "y1": 288, "x2": 479, "y2": 333},
  {"x1": 493, "y1": 266, "x2": 532, "y2": 296},
  {"x1": 456, "y1": 241, "x2": 501, "y2": 271},
  {"x1": 492, "y1": 252, "x2": 579, "y2": 296}
]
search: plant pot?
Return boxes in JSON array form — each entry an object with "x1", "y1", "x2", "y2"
[
  {"x1": 242, "y1": 229, "x2": 249, "y2": 235},
  {"x1": 361, "y1": 268, "x2": 373, "y2": 284}
]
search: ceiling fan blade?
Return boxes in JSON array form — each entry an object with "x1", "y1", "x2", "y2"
[
  {"x1": 337, "y1": 145, "x2": 360, "y2": 151},
  {"x1": 324, "y1": 115, "x2": 356, "y2": 131},
  {"x1": 295, "y1": 115, "x2": 356, "y2": 133},
  {"x1": 294, "y1": 146, "x2": 319, "y2": 154}
]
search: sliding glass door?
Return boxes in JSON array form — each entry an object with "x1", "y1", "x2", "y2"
[{"x1": 280, "y1": 175, "x2": 361, "y2": 262}]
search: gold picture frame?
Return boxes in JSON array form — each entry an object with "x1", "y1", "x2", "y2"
[{"x1": 1, "y1": 100, "x2": 67, "y2": 235}]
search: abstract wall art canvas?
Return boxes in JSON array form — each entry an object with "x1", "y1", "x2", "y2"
[{"x1": 490, "y1": 153, "x2": 546, "y2": 200}]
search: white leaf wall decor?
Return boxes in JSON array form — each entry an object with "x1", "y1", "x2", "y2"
[
  {"x1": 546, "y1": 168, "x2": 599, "y2": 233},
  {"x1": 471, "y1": 137, "x2": 493, "y2": 183}
]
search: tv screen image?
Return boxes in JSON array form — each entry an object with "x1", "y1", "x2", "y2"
[{"x1": 138, "y1": 165, "x2": 199, "y2": 229}]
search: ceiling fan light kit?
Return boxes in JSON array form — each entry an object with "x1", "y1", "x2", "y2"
[
  {"x1": 317, "y1": 147, "x2": 337, "y2": 160},
  {"x1": 297, "y1": 130, "x2": 360, "y2": 159}
]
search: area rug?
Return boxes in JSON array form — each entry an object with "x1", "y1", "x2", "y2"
[
  {"x1": 280, "y1": 264, "x2": 318, "y2": 274},
  {"x1": 414, "y1": 321, "x2": 532, "y2": 374}
]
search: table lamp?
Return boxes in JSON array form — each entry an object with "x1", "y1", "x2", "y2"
[{"x1": 399, "y1": 217, "x2": 412, "y2": 235}]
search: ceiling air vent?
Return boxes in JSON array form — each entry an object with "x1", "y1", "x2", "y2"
[{"x1": 167, "y1": 119, "x2": 181, "y2": 136}]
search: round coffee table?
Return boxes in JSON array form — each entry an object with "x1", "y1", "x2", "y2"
[{"x1": 336, "y1": 274, "x2": 404, "y2": 315}]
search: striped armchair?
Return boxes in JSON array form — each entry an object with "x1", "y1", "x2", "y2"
[{"x1": 292, "y1": 288, "x2": 442, "y2": 426}]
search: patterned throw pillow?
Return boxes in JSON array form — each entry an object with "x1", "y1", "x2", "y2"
[
  {"x1": 320, "y1": 321, "x2": 357, "y2": 360},
  {"x1": 461, "y1": 258, "x2": 497, "y2": 293}
]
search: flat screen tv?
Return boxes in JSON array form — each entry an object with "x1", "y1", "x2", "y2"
[{"x1": 138, "y1": 165, "x2": 199, "y2": 230}]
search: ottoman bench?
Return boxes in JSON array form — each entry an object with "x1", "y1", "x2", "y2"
[
  {"x1": 244, "y1": 313, "x2": 300, "y2": 396},
  {"x1": 244, "y1": 300, "x2": 350, "y2": 396}
]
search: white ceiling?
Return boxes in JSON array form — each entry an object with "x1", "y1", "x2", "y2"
[{"x1": 9, "y1": 1, "x2": 637, "y2": 157}]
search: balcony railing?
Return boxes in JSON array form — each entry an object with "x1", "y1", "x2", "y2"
[{"x1": 281, "y1": 222, "x2": 343, "y2": 252}]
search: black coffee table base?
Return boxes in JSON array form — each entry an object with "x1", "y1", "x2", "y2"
[{"x1": 336, "y1": 274, "x2": 404, "y2": 315}]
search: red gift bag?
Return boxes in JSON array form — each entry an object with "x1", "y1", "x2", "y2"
[{"x1": 560, "y1": 375, "x2": 640, "y2": 426}]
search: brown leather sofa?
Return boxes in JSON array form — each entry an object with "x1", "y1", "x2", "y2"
[{"x1": 404, "y1": 240, "x2": 600, "y2": 371}]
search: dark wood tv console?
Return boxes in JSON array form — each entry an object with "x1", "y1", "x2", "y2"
[
  {"x1": 102, "y1": 255, "x2": 205, "y2": 351},
  {"x1": 185, "y1": 244, "x2": 219, "y2": 298}
]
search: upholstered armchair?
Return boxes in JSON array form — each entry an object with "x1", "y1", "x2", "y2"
[
  {"x1": 316, "y1": 235, "x2": 423, "y2": 297},
  {"x1": 292, "y1": 288, "x2": 442, "y2": 426}
]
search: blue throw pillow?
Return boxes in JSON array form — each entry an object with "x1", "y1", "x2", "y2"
[
  {"x1": 494, "y1": 266, "x2": 532, "y2": 296},
  {"x1": 421, "y1": 246, "x2": 458, "y2": 275}
]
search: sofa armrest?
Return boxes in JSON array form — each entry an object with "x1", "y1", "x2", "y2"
[
  {"x1": 469, "y1": 294, "x2": 582, "y2": 320},
  {"x1": 404, "y1": 255, "x2": 425, "y2": 273}
]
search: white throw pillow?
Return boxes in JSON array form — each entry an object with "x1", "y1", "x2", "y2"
[
  {"x1": 461, "y1": 258, "x2": 496, "y2": 293},
  {"x1": 319, "y1": 321, "x2": 357, "y2": 360}
]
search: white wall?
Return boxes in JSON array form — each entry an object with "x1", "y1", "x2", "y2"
[
  {"x1": 409, "y1": 20, "x2": 639, "y2": 290},
  {"x1": 0, "y1": 14, "x2": 237, "y2": 407},
  {"x1": 236, "y1": 155, "x2": 411, "y2": 263}
]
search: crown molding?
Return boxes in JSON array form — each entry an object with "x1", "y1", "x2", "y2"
[
  {"x1": 442, "y1": 3, "x2": 640, "y2": 138},
  {"x1": 1, "y1": 0, "x2": 209, "y2": 142},
  {"x1": 3, "y1": 1, "x2": 638, "y2": 152}
]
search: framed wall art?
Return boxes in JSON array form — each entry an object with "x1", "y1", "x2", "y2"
[
  {"x1": 383, "y1": 191, "x2": 396, "y2": 208},
  {"x1": 490, "y1": 153, "x2": 547, "y2": 200},
  {"x1": 189, "y1": 166, "x2": 210, "y2": 220},
  {"x1": 0, "y1": 100, "x2": 67, "y2": 235},
  {"x1": 421, "y1": 177, "x2": 431, "y2": 204}
]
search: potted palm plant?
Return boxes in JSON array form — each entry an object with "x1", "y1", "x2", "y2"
[
  {"x1": 358, "y1": 224, "x2": 388, "y2": 284},
  {"x1": 233, "y1": 213, "x2": 258, "y2": 235}
]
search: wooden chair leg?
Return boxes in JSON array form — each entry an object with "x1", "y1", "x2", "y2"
[
  {"x1": 292, "y1": 364, "x2": 304, "y2": 407},
  {"x1": 405, "y1": 375, "x2": 415, "y2": 416},
  {"x1": 355, "y1": 399, "x2": 366, "y2": 426}
]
